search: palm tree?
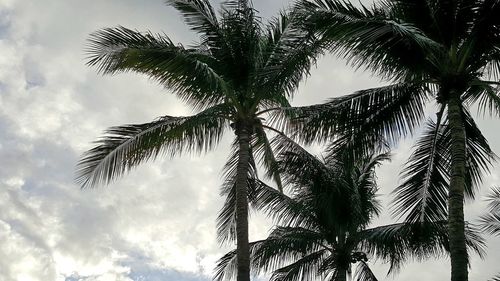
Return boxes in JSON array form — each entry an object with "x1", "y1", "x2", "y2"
[
  {"x1": 214, "y1": 137, "x2": 484, "y2": 281},
  {"x1": 479, "y1": 186, "x2": 500, "y2": 281},
  {"x1": 75, "y1": 1, "x2": 321, "y2": 280},
  {"x1": 284, "y1": 1, "x2": 500, "y2": 280}
]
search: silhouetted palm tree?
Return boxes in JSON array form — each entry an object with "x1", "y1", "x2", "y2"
[
  {"x1": 76, "y1": 1, "x2": 321, "y2": 280},
  {"x1": 214, "y1": 137, "x2": 484, "y2": 281},
  {"x1": 286, "y1": 1, "x2": 500, "y2": 279}
]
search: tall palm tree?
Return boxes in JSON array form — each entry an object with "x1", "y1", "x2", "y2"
[
  {"x1": 283, "y1": 1, "x2": 500, "y2": 280},
  {"x1": 214, "y1": 137, "x2": 484, "y2": 281},
  {"x1": 479, "y1": 187, "x2": 500, "y2": 281},
  {"x1": 75, "y1": 1, "x2": 321, "y2": 280}
]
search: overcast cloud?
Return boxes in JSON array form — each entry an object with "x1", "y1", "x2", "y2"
[{"x1": 0, "y1": 0, "x2": 499, "y2": 280}]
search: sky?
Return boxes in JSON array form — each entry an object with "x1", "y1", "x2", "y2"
[{"x1": 0, "y1": 0, "x2": 499, "y2": 281}]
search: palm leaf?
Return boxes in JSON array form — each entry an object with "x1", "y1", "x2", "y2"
[
  {"x1": 165, "y1": 0, "x2": 222, "y2": 46},
  {"x1": 462, "y1": 108, "x2": 498, "y2": 197},
  {"x1": 253, "y1": 179, "x2": 320, "y2": 231},
  {"x1": 485, "y1": 186, "x2": 500, "y2": 211},
  {"x1": 216, "y1": 0, "x2": 261, "y2": 86},
  {"x1": 464, "y1": 223, "x2": 487, "y2": 258},
  {"x1": 298, "y1": 0, "x2": 442, "y2": 80},
  {"x1": 214, "y1": 228, "x2": 326, "y2": 281},
  {"x1": 461, "y1": 0, "x2": 500, "y2": 74},
  {"x1": 269, "y1": 250, "x2": 328, "y2": 281},
  {"x1": 216, "y1": 177, "x2": 257, "y2": 245},
  {"x1": 357, "y1": 221, "x2": 485, "y2": 274},
  {"x1": 352, "y1": 151, "x2": 389, "y2": 223},
  {"x1": 277, "y1": 145, "x2": 336, "y2": 193},
  {"x1": 252, "y1": 226, "x2": 325, "y2": 273},
  {"x1": 257, "y1": 10, "x2": 324, "y2": 100},
  {"x1": 479, "y1": 186, "x2": 500, "y2": 236},
  {"x1": 76, "y1": 104, "x2": 231, "y2": 188},
  {"x1": 470, "y1": 81, "x2": 500, "y2": 118},
  {"x1": 216, "y1": 137, "x2": 258, "y2": 244},
  {"x1": 278, "y1": 82, "x2": 428, "y2": 147},
  {"x1": 484, "y1": 54, "x2": 500, "y2": 81},
  {"x1": 214, "y1": 240, "x2": 262, "y2": 281},
  {"x1": 276, "y1": 143, "x2": 359, "y2": 235},
  {"x1": 358, "y1": 222, "x2": 447, "y2": 273},
  {"x1": 253, "y1": 125, "x2": 283, "y2": 191},
  {"x1": 355, "y1": 151, "x2": 390, "y2": 191},
  {"x1": 392, "y1": 108, "x2": 496, "y2": 223},
  {"x1": 86, "y1": 26, "x2": 229, "y2": 110},
  {"x1": 392, "y1": 117, "x2": 450, "y2": 222},
  {"x1": 490, "y1": 274, "x2": 500, "y2": 281},
  {"x1": 271, "y1": 135, "x2": 388, "y2": 232},
  {"x1": 354, "y1": 261, "x2": 378, "y2": 281}
]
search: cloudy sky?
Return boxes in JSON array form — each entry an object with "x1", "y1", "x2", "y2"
[{"x1": 0, "y1": 0, "x2": 499, "y2": 280}]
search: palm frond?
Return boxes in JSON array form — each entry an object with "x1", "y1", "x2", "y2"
[
  {"x1": 86, "y1": 26, "x2": 228, "y2": 110},
  {"x1": 485, "y1": 186, "x2": 500, "y2": 211},
  {"x1": 479, "y1": 186, "x2": 500, "y2": 236},
  {"x1": 252, "y1": 226, "x2": 326, "y2": 274},
  {"x1": 214, "y1": 228, "x2": 326, "y2": 281},
  {"x1": 257, "y1": 93, "x2": 293, "y2": 112},
  {"x1": 461, "y1": 0, "x2": 500, "y2": 73},
  {"x1": 332, "y1": 19, "x2": 441, "y2": 80},
  {"x1": 353, "y1": 151, "x2": 390, "y2": 221},
  {"x1": 464, "y1": 223, "x2": 487, "y2": 258},
  {"x1": 223, "y1": 0, "x2": 251, "y2": 12},
  {"x1": 272, "y1": 133, "x2": 389, "y2": 232},
  {"x1": 324, "y1": 142, "x2": 389, "y2": 231},
  {"x1": 214, "y1": 240, "x2": 263, "y2": 281},
  {"x1": 473, "y1": 82, "x2": 500, "y2": 118},
  {"x1": 214, "y1": 248, "x2": 238, "y2": 281},
  {"x1": 298, "y1": 0, "x2": 442, "y2": 80},
  {"x1": 216, "y1": 0, "x2": 261, "y2": 84},
  {"x1": 462, "y1": 108, "x2": 498, "y2": 197},
  {"x1": 490, "y1": 273, "x2": 500, "y2": 281},
  {"x1": 269, "y1": 250, "x2": 328, "y2": 281},
  {"x1": 392, "y1": 108, "x2": 496, "y2": 222},
  {"x1": 253, "y1": 125, "x2": 283, "y2": 191},
  {"x1": 358, "y1": 221, "x2": 485, "y2": 273},
  {"x1": 274, "y1": 82, "x2": 428, "y2": 147},
  {"x1": 355, "y1": 151, "x2": 391, "y2": 190},
  {"x1": 216, "y1": 137, "x2": 258, "y2": 244},
  {"x1": 324, "y1": 127, "x2": 390, "y2": 163},
  {"x1": 392, "y1": 118, "x2": 450, "y2": 223},
  {"x1": 278, "y1": 150, "x2": 356, "y2": 235},
  {"x1": 216, "y1": 179, "x2": 243, "y2": 245},
  {"x1": 166, "y1": 0, "x2": 221, "y2": 45},
  {"x1": 263, "y1": 132, "x2": 340, "y2": 199},
  {"x1": 358, "y1": 222, "x2": 447, "y2": 273},
  {"x1": 484, "y1": 55, "x2": 500, "y2": 81},
  {"x1": 354, "y1": 261, "x2": 378, "y2": 281},
  {"x1": 252, "y1": 180, "x2": 320, "y2": 231},
  {"x1": 258, "y1": 10, "x2": 324, "y2": 100},
  {"x1": 277, "y1": 144, "x2": 335, "y2": 193},
  {"x1": 76, "y1": 104, "x2": 231, "y2": 188}
]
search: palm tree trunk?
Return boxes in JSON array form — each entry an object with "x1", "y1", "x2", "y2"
[
  {"x1": 447, "y1": 94, "x2": 468, "y2": 281},
  {"x1": 235, "y1": 124, "x2": 251, "y2": 281},
  {"x1": 336, "y1": 269, "x2": 347, "y2": 281},
  {"x1": 336, "y1": 231, "x2": 347, "y2": 281}
]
